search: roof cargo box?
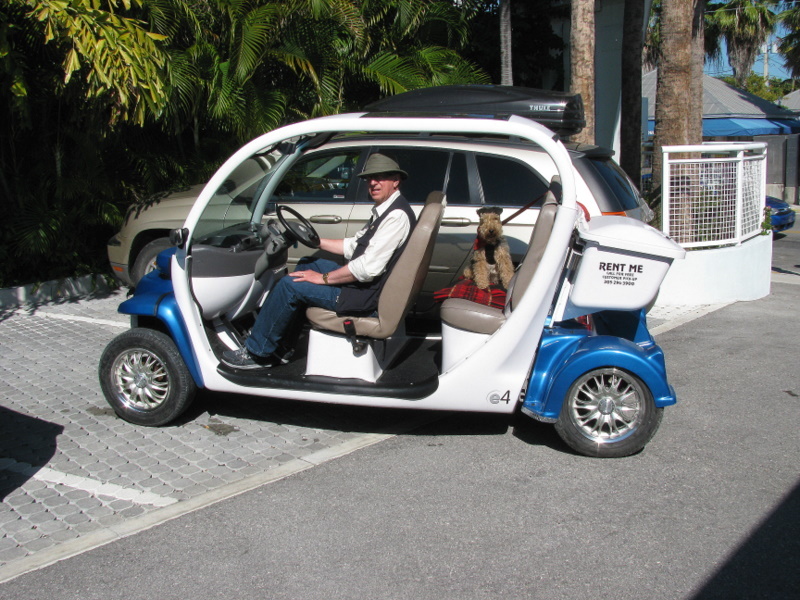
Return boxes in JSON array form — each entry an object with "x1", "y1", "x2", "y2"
[{"x1": 365, "y1": 85, "x2": 585, "y2": 137}]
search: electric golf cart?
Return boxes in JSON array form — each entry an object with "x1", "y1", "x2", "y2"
[{"x1": 99, "y1": 92, "x2": 685, "y2": 458}]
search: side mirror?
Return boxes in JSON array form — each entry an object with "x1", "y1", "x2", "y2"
[{"x1": 169, "y1": 227, "x2": 189, "y2": 247}]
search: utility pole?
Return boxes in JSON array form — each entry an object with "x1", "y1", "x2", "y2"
[{"x1": 761, "y1": 39, "x2": 779, "y2": 85}]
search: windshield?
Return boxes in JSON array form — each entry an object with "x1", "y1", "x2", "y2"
[{"x1": 191, "y1": 150, "x2": 285, "y2": 243}]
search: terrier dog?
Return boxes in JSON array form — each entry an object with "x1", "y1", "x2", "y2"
[{"x1": 463, "y1": 206, "x2": 515, "y2": 290}]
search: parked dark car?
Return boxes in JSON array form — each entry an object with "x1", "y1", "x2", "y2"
[{"x1": 766, "y1": 196, "x2": 796, "y2": 232}]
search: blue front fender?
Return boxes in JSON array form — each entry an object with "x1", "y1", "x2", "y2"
[
  {"x1": 118, "y1": 271, "x2": 204, "y2": 388},
  {"x1": 523, "y1": 330, "x2": 676, "y2": 421}
]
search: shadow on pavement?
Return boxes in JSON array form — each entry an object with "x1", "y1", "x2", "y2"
[
  {"x1": 0, "y1": 406, "x2": 64, "y2": 501},
  {"x1": 690, "y1": 480, "x2": 800, "y2": 599},
  {"x1": 183, "y1": 391, "x2": 518, "y2": 439},
  {"x1": 181, "y1": 391, "x2": 575, "y2": 453}
]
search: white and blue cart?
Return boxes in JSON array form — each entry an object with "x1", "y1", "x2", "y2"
[{"x1": 99, "y1": 112, "x2": 685, "y2": 458}]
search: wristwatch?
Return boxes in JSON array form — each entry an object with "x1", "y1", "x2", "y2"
[{"x1": 322, "y1": 272, "x2": 329, "y2": 285}]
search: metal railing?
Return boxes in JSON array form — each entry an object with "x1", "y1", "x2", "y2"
[{"x1": 661, "y1": 143, "x2": 767, "y2": 248}]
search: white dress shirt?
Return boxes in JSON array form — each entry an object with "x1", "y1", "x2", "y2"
[{"x1": 342, "y1": 191, "x2": 412, "y2": 282}]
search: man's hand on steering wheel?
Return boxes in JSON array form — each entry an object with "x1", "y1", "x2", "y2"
[{"x1": 276, "y1": 205, "x2": 321, "y2": 249}]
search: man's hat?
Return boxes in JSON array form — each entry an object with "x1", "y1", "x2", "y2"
[{"x1": 358, "y1": 153, "x2": 408, "y2": 180}]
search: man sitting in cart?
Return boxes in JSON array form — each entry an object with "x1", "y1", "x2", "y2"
[{"x1": 222, "y1": 153, "x2": 416, "y2": 369}]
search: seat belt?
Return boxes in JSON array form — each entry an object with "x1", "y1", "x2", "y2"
[{"x1": 342, "y1": 319, "x2": 367, "y2": 353}]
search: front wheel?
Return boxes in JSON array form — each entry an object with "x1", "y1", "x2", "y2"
[
  {"x1": 99, "y1": 328, "x2": 197, "y2": 426},
  {"x1": 131, "y1": 237, "x2": 171, "y2": 285},
  {"x1": 554, "y1": 367, "x2": 663, "y2": 458}
]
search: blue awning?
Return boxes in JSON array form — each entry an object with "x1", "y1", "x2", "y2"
[{"x1": 647, "y1": 118, "x2": 800, "y2": 137}]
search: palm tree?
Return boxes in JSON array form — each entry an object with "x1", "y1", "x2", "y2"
[
  {"x1": 644, "y1": 0, "x2": 662, "y2": 72},
  {"x1": 0, "y1": 0, "x2": 175, "y2": 285},
  {"x1": 499, "y1": 0, "x2": 512, "y2": 85},
  {"x1": 620, "y1": 0, "x2": 647, "y2": 185},
  {"x1": 705, "y1": 1, "x2": 779, "y2": 88},
  {"x1": 652, "y1": 0, "x2": 704, "y2": 185},
  {"x1": 570, "y1": 0, "x2": 595, "y2": 145},
  {"x1": 0, "y1": 0, "x2": 487, "y2": 286},
  {"x1": 779, "y1": 1, "x2": 800, "y2": 78},
  {"x1": 355, "y1": 0, "x2": 487, "y2": 98},
  {"x1": 16, "y1": 0, "x2": 171, "y2": 125}
]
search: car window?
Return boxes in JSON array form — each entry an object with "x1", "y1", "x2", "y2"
[
  {"x1": 474, "y1": 154, "x2": 550, "y2": 207},
  {"x1": 364, "y1": 148, "x2": 451, "y2": 204},
  {"x1": 574, "y1": 156, "x2": 641, "y2": 212},
  {"x1": 273, "y1": 150, "x2": 361, "y2": 203}
]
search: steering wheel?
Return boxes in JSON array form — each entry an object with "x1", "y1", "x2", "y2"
[{"x1": 276, "y1": 205, "x2": 321, "y2": 249}]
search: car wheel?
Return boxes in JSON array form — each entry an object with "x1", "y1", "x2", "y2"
[
  {"x1": 99, "y1": 328, "x2": 197, "y2": 426},
  {"x1": 131, "y1": 238, "x2": 172, "y2": 285},
  {"x1": 554, "y1": 367, "x2": 663, "y2": 458}
]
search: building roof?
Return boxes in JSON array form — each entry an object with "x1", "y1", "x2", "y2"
[
  {"x1": 779, "y1": 89, "x2": 800, "y2": 112},
  {"x1": 642, "y1": 70, "x2": 797, "y2": 120}
]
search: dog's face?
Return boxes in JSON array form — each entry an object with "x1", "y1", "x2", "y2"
[{"x1": 477, "y1": 212, "x2": 504, "y2": 245}]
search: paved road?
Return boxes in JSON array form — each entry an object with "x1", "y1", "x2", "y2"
[
  {"x1": 772, "y1": 225, "x2": 800, "y2": 276},
  {"x1": 0, "y1": 232, "x2": 798, "y2": 598}
]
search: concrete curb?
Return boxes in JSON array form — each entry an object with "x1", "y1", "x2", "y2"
[{"x1": 0, "y1": 275, "x2": 117, "y2": 310}]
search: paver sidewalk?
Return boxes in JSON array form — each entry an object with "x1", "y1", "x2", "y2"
[{"x1": 0, "y1": 291, "x2": 423, "y2": 578}]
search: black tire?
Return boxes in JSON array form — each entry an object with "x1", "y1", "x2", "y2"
[
  {"x1": 130, "y1": 237, "x2": 172, "y2": 285},
  {"x1": 99, "y1": 328, "x2": 197, "y2": 426},
  {"x1": 554, "y1": 367, "x2": 663, "y2": 458}
]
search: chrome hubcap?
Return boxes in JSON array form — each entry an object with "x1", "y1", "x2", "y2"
[
  {"x1": 111, "y1": 348, "x2": 170, "y2": 411},
  {"x1": 567, "y1": 368, "x2": 644, "y2": 443}
]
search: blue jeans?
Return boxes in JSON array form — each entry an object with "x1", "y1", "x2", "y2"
[{"x1": 245, "y1": 258, "x2": 341, "y2": 358}]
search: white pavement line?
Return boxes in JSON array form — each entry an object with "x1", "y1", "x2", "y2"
[
  {"x1": 0, "y1": 417, "x2": 438, "y2": 585},
  {"x1": 0, "y1": 460, "x2": 177, "y2": 507},
  {"x1": 27, "y1": 312, "x2": 129, "y2": 329},
  {"x1": 650, "y1": 303, "x2": 731, "y2": 336}
]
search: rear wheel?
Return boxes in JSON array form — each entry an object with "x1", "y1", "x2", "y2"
[
  {"x1": 99, "y1": 328, "x2": 196, "y2": 426},
  {"x1": 554, "y1": 367, "x2": 663, "y2": 458}
]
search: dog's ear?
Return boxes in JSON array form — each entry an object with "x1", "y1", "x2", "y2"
[{"x1": 477, "y1": 206, "x2": 503, "y2": 217}]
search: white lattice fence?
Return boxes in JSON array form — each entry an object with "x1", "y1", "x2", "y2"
[{"x1": 662, "y1": 143, "x2": 767, "y2": 248}]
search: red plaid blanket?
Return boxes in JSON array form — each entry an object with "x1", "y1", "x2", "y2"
[{"x1": 433, "y1": 279, "x2": 507, "y2": 309}]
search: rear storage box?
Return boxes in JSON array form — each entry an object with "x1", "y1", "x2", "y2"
[{"x1": 567, "y1": 216, "x2": 686, "y2": 313}]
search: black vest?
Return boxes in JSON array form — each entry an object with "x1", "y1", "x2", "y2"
[{"x1": 335, "y1": 195, "x2": 417, "y2": 316}]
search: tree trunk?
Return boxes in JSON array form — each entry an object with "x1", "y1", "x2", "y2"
[
  {"x1": 620, "y1": 0, "x2": 646, "y2": 187},
  {"x1": 653, "y1": 0, "x2": 705, "y2": 235},
  {"x1": 692, "y1": 0, "x2": 706, "y2": 138},
  {"x1": 652, "y1": 0, "x2": 701, "y2": 185},
  {"x1": 500, "y1": 0, "x2": 513, "y2": 85},
  {"x1": 571, "y1": 0, "x2": 595, "y2": 145}
]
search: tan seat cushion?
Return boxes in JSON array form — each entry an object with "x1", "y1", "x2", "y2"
[
  {"x1": 306, "y1": 308, "x2": 383, "y2": 337},
  {"x1": 440, "y1": 298, "x2": 505, "y2": 335}
]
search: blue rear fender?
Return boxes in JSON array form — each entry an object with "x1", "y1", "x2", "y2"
[
  {"x1": 118, "y1": 268, "x2": 204, "y2": 388},
  {"x1": 523, "y1": 330, "x2": 676, "y2": 421}
]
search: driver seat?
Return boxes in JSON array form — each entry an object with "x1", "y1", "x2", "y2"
[{"x1": 304, "y1": 191, "x2": 446, "y2": 382}]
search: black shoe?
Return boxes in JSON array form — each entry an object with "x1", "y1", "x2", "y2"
[{"x1": 221, "y1": 347, "x2": 277, "y2": 370}]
